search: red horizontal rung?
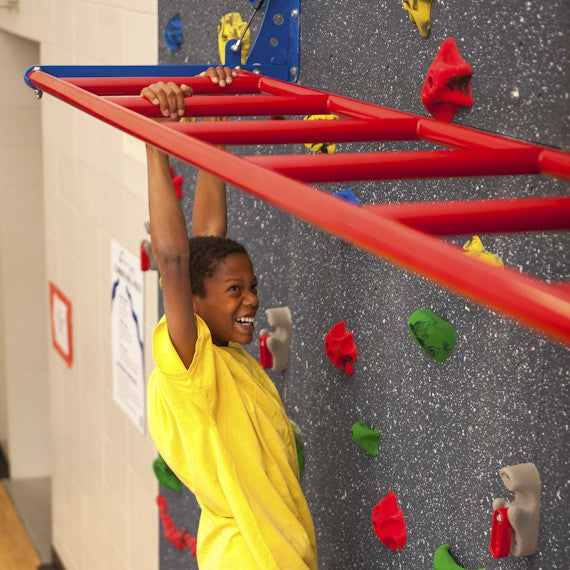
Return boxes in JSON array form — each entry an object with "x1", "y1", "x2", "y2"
[
  {"x1": 327, "y1": 94, "x2": 419, "y2": 121},
  {"x1": 105, "y1": 94, "x2": 330, "y2": 117},
  {"x1": 364, "y1": 196, "x2": 570, "y2": 235},
  {"x1": 245, "y1": 148, "x2": 542, "y2": 182},
  {"x1": 166, "y1": 117, "x2": 420, "y2": 145},
  {"x1": 417, "y1": 118, "x2": 531, "y2": 151},
  {"x1": 539, "y1": 149, "x2": 570, "y2": 182},
  {"x1": 256, "y1": 74, "x2": 413, "y2": 120},
  {"x1": 65, "y1": 74, "x2": 262, "y2": 96}
]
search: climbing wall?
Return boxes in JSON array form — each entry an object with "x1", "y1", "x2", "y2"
[{"x1": 155, "y1": 1, "x2": 569, "y2": 568}]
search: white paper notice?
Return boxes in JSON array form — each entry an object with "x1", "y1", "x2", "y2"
[{"x1": 111, "y1": 240, "x2": 145, "y2": 433}]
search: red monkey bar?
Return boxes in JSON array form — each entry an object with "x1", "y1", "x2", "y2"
[{"x1": 25, "y1": 67, "x2": 570, "y2": 345}]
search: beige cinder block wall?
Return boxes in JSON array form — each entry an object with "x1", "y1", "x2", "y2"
[
  {"x1": 0, "y1": 28, "x2": 47, "y2": 479},
  {"x1": 0, "y1": 1, "x2": 160, "y2": 568}
]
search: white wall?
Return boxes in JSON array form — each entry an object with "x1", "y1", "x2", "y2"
[{"x1": 0, "y1": 1, "x2": 160, "y2": 568}]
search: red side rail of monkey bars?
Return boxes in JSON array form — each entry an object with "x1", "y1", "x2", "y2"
[{"x1": 25, "y1": 67, "x2": 570, "y2": 345}]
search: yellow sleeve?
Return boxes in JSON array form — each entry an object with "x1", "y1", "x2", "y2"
[
  {"x1": 151, "y1": 315, "x2": 217, "y2": 418},
  {"x1": 147, "y1": 315, "x2": 217, "y2": 493}
]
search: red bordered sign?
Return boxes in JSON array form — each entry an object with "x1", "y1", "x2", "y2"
[{"x1": 48, "y1": 281, "x2": 73, "y2": 367}]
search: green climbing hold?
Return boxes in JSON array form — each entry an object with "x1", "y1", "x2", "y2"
[
  {"x1": 291, "y1": 421, "x2": 306, "y2": 478},
  {"x1": 409, "y1": 309, "x2": 456, "y2": 363},
  {"x1": 433, "y1": 544, "x2": 486, "y2": 570},
  {"x1": 153, "y1": 456, "x2": 182, "y2": 493},
  {"x1": 351, "y1": 421, "x2": 380, "y2": 457}
]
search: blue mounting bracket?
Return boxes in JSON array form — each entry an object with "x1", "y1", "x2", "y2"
[
  {"x1": 24, "y1": 0, "x2": 300, "y2": 91},
  {"x1": 224, "y1": 0, "x2": 300, "y2": 82},
  {"x1": 23, "y1": 64, "x2": 216, "y2": 90}
]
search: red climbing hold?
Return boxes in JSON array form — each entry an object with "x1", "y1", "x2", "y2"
[
  {"x1": 259, "y1": 333, "x2": 273, "y2": 369},
  {"x1": 421, "y1": 37, "x2": 473, "y2": 123},
  {"x1": 170, "y1": 165, "x2": 184, "y2": 199},
  {"x1": 141, "y1": 241, "x2": 151, "y2": 271},
  {"x1": 490, "y1": 507, "x2": 513, "y2": 558},
  {"x1": 325, "y1": 321, "x2": 357, "y2": 375},
  {"x1": 156, "y1": 495, "x2": 197, "y2": 559},
  {"x1": 140, "y1": 240, "x2": 156, "y2": 271},
  {"x1": 184, "y1": 534, "x2": 198, "y2": 559},
  {"x1": 372, "y1": 490, "x2": 407, "y2": 552}
]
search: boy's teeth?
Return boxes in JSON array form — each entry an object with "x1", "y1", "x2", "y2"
[{"x1": 236, "y1": 317, "x2": 254, "y2": 324}]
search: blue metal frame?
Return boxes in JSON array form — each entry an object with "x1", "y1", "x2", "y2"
[
  {"x1": 24, "y1": 64, "x2": 211, "y2": 89},
  {"x1": 226, "y1": 0, "x2": 300, "y2": 82},
  {"x1": 24, "y1": 0, "x2": 300, "y2": 88}
]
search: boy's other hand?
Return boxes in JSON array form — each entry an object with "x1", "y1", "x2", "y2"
[
  {"x1": 200, "y1": 66, "x2": 238, "y2": 123},
  {"x1": 199, "y1": 65, "x2": 238, "y2": 88}
]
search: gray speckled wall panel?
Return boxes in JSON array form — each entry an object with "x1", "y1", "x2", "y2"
[{"x1": 156, "y1": 1, "x2": 569, "y2": 568}]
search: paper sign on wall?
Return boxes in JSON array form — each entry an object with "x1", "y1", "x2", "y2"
[{"x1": 111, "y1": 240, "x2": 145, "y2": 434}]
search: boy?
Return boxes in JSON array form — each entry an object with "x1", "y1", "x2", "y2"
[{"x1": 143, "y1": 66, "x2": 318, "y2": 569}]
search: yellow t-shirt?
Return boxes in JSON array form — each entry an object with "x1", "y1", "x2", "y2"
[{"x1": 148, "y1": 315, "x2": 318, "y2": 569}]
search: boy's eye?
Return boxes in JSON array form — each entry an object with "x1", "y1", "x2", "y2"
[{"x1": 228, "y1": 285, "x2": 239, "y2": 292}]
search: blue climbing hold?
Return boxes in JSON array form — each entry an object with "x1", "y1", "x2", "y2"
[
  {"x1": 334, "y1": 188, "x2": 360, "y2": 205},
  {"x1": 164, "y1": 13, "x2": 184, "y2": 53}
]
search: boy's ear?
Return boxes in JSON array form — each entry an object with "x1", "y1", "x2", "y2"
[{"x1": 192, "y1": 293, "x2": 205, "y2": 314}]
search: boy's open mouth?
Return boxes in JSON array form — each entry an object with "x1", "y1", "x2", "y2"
[{"x1": 235, "y1": 316, "x2": 255, "y2": 330}]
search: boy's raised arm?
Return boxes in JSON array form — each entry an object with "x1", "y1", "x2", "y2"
[
  {"x1": 192, "y1": 67, "x2": 237, "y2": 237},
  {"x1": 142, "y1": 67, "x2": 236, "y2": 368},
  {"x1": 193, "y1": 148, "x2": 228, "y2": 238},
  {"x1": 145, "y1": 141, "x2": 196, "y2": 368}
]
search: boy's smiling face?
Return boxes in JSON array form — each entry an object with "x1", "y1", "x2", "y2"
[{"x1": 193, "y1": 252, "x2": 259, "y2": 346}]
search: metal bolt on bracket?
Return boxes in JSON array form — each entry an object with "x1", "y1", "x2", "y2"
[{"x1": 31, "y1": 67, "x2": 43, "y2": 98}]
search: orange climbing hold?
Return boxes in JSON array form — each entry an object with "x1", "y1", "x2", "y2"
[
  {"x1": 421, "y1": 38, "x2": 473, "y2": 123},
  {"x1": 372, "y1": 490, "x2": 407, "y2": 552}
]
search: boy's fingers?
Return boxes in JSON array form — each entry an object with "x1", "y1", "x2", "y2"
[
  {"x1": 163, "y1": 82, "x2": 182, "y2": 118},
  {"x1": 180, "y1": 84, "x2": 193, "y2": 116},
  {"x1": 204, "y1": 66, "x2": 228, "y2": 87},
  {"x1": 167, "y1": 82, "x2": 186, "y2": 117},
  {"x1": 149, "y1": 82, "x2": 171, "y2": 117},
  {"x1": 140, "y1": 86, "x2": 159, "y2": 105},
  {"x1": 215, "y1": 66, "x2": 228, "y2": 86},
  {"x1": 180, "y1": 84, "x2": 193, "y2": 96},
  {"x1": 204, "y1": 67, "x2": 218, "y2": 83},
  {"x1": 141, "y1": 82, "x2": 192, "y2": 119},
  {"x1": 223, "y1": 66, "x2": 234, "y2": 84}
]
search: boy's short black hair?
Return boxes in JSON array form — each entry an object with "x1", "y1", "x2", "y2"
[{"x1": 189, "y1": 236, "x2": 248, "y2": 297}]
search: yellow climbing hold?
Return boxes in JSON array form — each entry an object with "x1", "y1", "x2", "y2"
[
  {"x1": 218, "y1": 12, "x2": 250, "y2": 65},
  {"x1": 403, "y1": 0, "x2": 433, "y2": 39},
  {"x1": 303, "y1": 114, "x2": 340, "y2": 154},
  {"x1": 463, "y1": 236, "x2": 504, "y2": 267}
]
